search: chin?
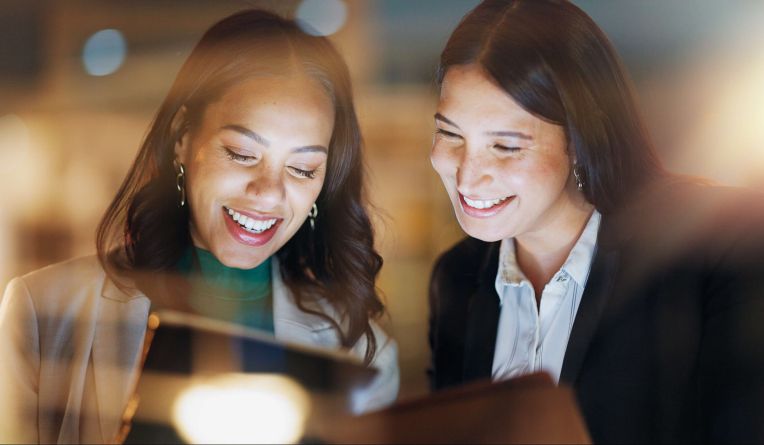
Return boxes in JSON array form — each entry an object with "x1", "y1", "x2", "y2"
[
  {"x1": 215, "y1": 248, "x2": 270, "y2": 270},
  {"x1": 457, "y1": 218, "x2": 509, "y2": 243},
  {"x1": 465, "y1": 229, "x2": 505, "y2": 243}
]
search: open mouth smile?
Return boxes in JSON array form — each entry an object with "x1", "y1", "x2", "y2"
[
  {"x1": 222, "y1": 206, "x2": 282, "y2": 247},
  {"x1": 459, "y1": 193, "x2": 514, "y2": 218},
  {"x1": 225, "y1": 207, "x2": 278, "y2": 233}
]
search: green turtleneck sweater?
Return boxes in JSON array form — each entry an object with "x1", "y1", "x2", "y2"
[{"x1": 176, "y1": 247, "x2": 275, "y2": 334}]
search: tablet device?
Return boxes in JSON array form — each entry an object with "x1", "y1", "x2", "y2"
[{"x1": 117, "y1": 309, "x2": 377, "y2": 443}]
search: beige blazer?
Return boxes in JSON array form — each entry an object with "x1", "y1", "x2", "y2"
[{"x1": 0, "y1": 255, "x2": 399, "y2": 444}]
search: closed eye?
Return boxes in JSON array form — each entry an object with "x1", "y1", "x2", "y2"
[
  {"x1": 435, "y1": 128, "x2": 462, "y2": 139},
  {"x1": 288, "y1": 166, "x2": 317, "y2": 179},
  {"x1": 493, "y1": 143, "x2": 522, "y2": 152},
  {"x1": 224, "y1": 146, "x2": 258, "y2": 163}
]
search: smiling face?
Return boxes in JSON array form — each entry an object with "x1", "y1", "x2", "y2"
[
  {"x1": 175, "y1": 75, "x2": 334, "y2": 269},
  {"x1": 431, "y1": 64, "x2": 582, "y2": 243}
]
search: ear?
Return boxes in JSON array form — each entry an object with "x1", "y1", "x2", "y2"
[
  {"x1": 171, "y1": 105, "x2": 190, "y2": 162},
  {"x1": 569, "y1": 147, "x2": 580, "y2": 171}
]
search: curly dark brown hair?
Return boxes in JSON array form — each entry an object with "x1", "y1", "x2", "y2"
[{"x1": 96, "y1": 9, "x2": 384, "y2": 363}]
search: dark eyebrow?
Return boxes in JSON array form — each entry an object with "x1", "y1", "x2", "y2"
[
  {"x1": 435, "y1": 113, "x2": 533, "y2": 141},
  {"x1": 222, "y1": 124, "x2": 326, "y2": 154},
  {"x1": 434, "y1": 112, "x2": 460, "y2": 129},
  {"x1": 292, "y1": 145, "x2": 327, "y2": 154},
  {"x1": 486, "y1": 130, "x2": 533, "y2": 140},
  {"x1": 221, "y1": 124, "x2": 270, "y2": 147}
]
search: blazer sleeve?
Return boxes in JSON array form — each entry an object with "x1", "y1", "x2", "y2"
[
  {"x1": 427, "y1": 252, "x2": 446, "y2": 390},
  {"x1": 0, "y1": 277, "x2": 41, "y2": 444},
  {"x1": 427, "y1": 238, "x2": 487, "y2": 391},
  {"x1": 347, "y1": 320, "x2": 399, "y2": 414},
  {"x1": 698, "y1": 223, "x2": 764, "y2": 442}
]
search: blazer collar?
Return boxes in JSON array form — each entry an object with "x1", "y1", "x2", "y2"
[
  {"x1": 92, "y1": 257, "x2": 338, "y2": 441},
  {"x1": 94, "y1": 273, "x2": 151, "y2": 442},
  {"x1": 457, "y1": 215, "x2": 624, "y2": 387},
  {"x1": 559, "y1": 217, "x2": 621, "y2": 385},
  {"x1": 100, "y1": 268, "x2": 144, "y2": 302},
  {"x1": 462, "y1": 241, "x2": 502, "y2": 382},
  {"x1": 271, "y1": 257, "x2": 336, "y2": 338},
  {"x1": 101, "y1": 258, "x2": 336, "y2": 333}
]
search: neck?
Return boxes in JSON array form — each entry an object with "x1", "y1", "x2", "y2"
[
  {"x1": 515, "y1": 198, "x2": 594, "y2": 299},
  {"x1": 179, "y1": 246, "x2": 273, "y2": 300}
]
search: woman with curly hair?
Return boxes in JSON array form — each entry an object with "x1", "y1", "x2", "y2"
[{"x1": 0, "y1": 10, "x2": 398, "y2": 443}]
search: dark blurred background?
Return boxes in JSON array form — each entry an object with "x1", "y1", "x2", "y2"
[{"x1": 1, "y1": 0, "x2": 763, "y2": 400}]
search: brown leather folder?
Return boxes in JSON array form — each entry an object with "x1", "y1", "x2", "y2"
[{"x1": 318, "y1": 372, "x2": 591, "y2": 444}]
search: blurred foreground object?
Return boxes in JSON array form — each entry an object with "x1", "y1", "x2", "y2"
[
  {"x1": 321, "y1": 373, "x2": 590, "y2": 444},
  {"x1": 118, "y1": 310, "x2": 377, "y2": 444},
  {"x1": 173, "y1": 374, "x2": 310, "y2": 444}
]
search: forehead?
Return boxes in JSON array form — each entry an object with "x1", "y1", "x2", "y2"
[
  {"x1": 194, "y1": 75, "x2": 336, "y2": 151},
  {"x1": 439, "y1": 64, "x2": 537, "y2": 126},
  {"x1": 216, "y1": 75, "x2": 332, "y2": 116}
]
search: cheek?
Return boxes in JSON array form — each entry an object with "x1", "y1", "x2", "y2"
[
  {"x1": 188, "y1": 166, "x2": 236, "y2": 205},
  {"x1": 541, "y1": 155, "x2": 571, "y2": 185},
  {"x1": 512, "y1": 157, "x2": 569, "y2": 195},
  {"x1": 285, "y1": 178, "x2": 324, "y2": 217},
  {"x1": 430, "y1": 144, "x2": 457, "y2": 179}
]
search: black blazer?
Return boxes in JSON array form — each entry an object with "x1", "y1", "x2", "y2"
[{"x1": 428, "y1": 180, "x2": 764, "y2": 443}]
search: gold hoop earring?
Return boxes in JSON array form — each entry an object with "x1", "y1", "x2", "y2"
[
  {"x1": 308, "y1": 203, "x2": 318, "y2": 230},
  {"x1": 174, "y1": 160, "x2": 186, "y2": 207}
]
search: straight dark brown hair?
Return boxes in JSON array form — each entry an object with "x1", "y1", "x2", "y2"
[{"x1": 438, "y1": 0, "x2": 665, "y2": 214}]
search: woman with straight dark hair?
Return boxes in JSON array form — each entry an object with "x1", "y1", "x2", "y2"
[
  {"x1": 0, "y1": 10, "x2": 398, "y2": 443},
  {"x1": 428, "y1": 0, "x2": 764, "y2": 442}
]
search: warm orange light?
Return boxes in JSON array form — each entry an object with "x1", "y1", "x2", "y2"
[{"x1": 172, "y1": 373, "x2": 310, "y2": 444}]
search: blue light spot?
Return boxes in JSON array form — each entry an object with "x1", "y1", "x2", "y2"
[
  {"x1": 82, "y1": 29, "x2": 126, "y2": 76},
  {"x1": 296, "y1": 0, "x2": 348, "y2": 36}
]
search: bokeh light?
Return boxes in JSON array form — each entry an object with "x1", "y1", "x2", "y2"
[
  {"x1": 680, "y1": 55, "x2": 764, "y2": 186},
  {"x1": 296, "y1": 0, "x2": 347, "y2": 36},
  {"x1": 82, "y1": 29, "x2": 127, "y2": 76},
  {"x1": 172, "y1": 374, "x2": 310, "y2": 444},
  {"x1": 0, "y1": 114, "x2": 30, "y2": 151}
]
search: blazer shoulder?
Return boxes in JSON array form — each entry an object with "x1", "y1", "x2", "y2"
[
  {"x1": 610, "y1": 178, "x2": 764, "y2": 254},
  {"x1": 6, "y1": 255, "x2": 108, "y2": 311},
  {"x1": 638, "y1": 177, "x2": 764, "y2": 223},
  {"x1": 432, "y1": 237, "x2": 493, "y2": 284}
]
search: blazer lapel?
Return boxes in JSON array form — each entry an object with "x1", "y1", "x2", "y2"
[
  {"x1": 92, "y1": 276, "x2": 151, "y2": 442},
  {"x1": 559, "y1": 225, "x2": 621, "y2": 385},
  {"x1": 462, "y1": 242, "x2": 501, "y2": 382},
  {"x1": 271, "y1": 258, "x2": 337, "y2": 347}
]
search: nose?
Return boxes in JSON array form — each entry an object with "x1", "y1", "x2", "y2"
[
  {"x1": 456, "y1": 147, "x2": 492, "y2": 195},
  {"x1": 245, "y1": 164, "x2": 285, "y2": 211}
]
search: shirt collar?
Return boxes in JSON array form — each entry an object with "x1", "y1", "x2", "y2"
[
  {"x1": 495, "y1": 210, "x2": 601, "y2": 297},
  {"x1": 562, "y1": 210, "x2": 600, "y2": 287},
  {"x1": 497, "y1": 238, "x2": 527, "y2": 287}
]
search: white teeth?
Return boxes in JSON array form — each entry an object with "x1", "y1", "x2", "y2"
[
  {"x1": 463, "y1": 196, "x2": 509, "y2": 209},
  {"x1": 225, "y1": 207, "x2": 277, "y2": 233}
]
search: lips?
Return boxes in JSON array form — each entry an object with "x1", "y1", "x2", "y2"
[
  {"x1": 222, "y1": 206, "x2": 282, "y2": 247},
  {"x1": 459, "y1": 193, "x2": 514, "y2": 218},
  {"x1": 226, "y1": 207, "x2": 278, "y2": 233}
]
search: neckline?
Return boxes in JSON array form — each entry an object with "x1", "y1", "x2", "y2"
[{"x1": 177, "y1": 246, "x2": 272, "y2": 301}]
